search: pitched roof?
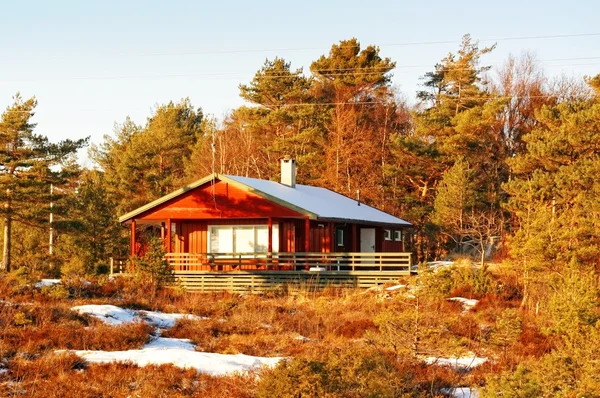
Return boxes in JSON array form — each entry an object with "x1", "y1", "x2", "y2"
[
  {"x1": 119, "y1": 174, "x2": 411, "y2": 227},
  {"x1": 225, "y1": 175, "x2": 411, "y2": 226}
]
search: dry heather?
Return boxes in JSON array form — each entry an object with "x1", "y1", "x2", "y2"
[{"x1": 0, "y1": 267, "x2": 554, "y2": 397}]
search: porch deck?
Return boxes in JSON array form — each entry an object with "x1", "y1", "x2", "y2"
[
  {"x1": 111, "y1": 252, "x2": 413, "y2": 292},
  {"x1": 173, "y1": 270, "x2": 409, "y2": 292},
  {"x1": 166, "y1": 252, "x2": 412, "y2": 292},
  {"x1": 164, "y1": 252, "x2": 412, "y2": 272}
]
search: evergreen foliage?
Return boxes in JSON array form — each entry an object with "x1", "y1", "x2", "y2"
[{"x1": 0, "y1": 94, "x2": 87, "y2": 272}]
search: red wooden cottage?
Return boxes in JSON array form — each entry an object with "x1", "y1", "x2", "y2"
[{"x1": 119, "y1": 159, "x2": 412, "y2": 272}]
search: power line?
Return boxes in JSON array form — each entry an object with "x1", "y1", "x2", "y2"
[
  {"x1": 2, "y1": 59, "x2": 598, "y2": 84},
  {"x1": 1, "y1": 94, "x2": 591, "y2": 114},
  {"x1": 3, "y1": 32, "x2": 600, "y2": 61}
]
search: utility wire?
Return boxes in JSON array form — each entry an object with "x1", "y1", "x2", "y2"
[
  {"x1": 4, "y1": 32, "x2": 599, "y2": 60},
  {"x1": 2, "y1": 60, "x2": 599, "y2": 84},
  {"x1": 1, "y1": 94, "x2": 590, "y2": 114}
]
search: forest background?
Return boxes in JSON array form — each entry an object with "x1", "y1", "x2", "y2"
[
  {"x1": 3, "y1": 34, "x2": 600, "y2": 272},
  {"x1": 1, "y1": 32, "x2": 600, "y2": 396}
]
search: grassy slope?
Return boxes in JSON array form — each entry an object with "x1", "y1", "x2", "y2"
[{"x1": 0, "y1": 265, "x2": 554, "y2": 397}]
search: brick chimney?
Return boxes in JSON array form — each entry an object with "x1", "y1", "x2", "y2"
[{"x1": 280, "y1": 156, "x2": 296, "y2": 188}]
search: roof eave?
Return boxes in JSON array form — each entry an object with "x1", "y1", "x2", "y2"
[
  {"x1": 118, "y1": 173, "x2": 319, "y2": 223},
  {"x1": 316, "y1": 217, "x2": 412, "y2": 227},
  {"x1": 118, "y1": 174, "x2": 219, "y2": 223}
]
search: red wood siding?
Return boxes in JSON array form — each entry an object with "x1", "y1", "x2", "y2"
[
  {"x1": 307, "y1": 221, "x2": 335, "y2": 253},
  {"x1": 171, "y1": 220, "x2": 409, "y2": 254},
  {"x1": 173, "y1": 219, "x2": 298, "y2": 254},
  {"x1": 380, "y1": 228, "x2": 406, "y2": 252},
  {"x1": 280, "y1": 221, "x2": 297, "y2": 253},
  {"x1": 137, "y1": 180, "x2": 304, "y2": 221}
]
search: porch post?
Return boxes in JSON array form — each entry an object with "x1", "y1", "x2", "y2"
[
  {"x1": 352, "y1": 224, "x2": 358, "y2": 252},
  {"x1": 267, "y1": 217, "x2": 273, "y2": 253},
  {"x1": 130, "y1": 219, "x2": 136, "y2": 257},
  {"x1": 329, "y1": 222, "x2": 335, "y2": 253},
  {"x1": 166, "y1": 219, "x2": 172, "y2": 253},
  {"x1": 160, "y1": 222, "x2": 165, "y2": 241},
  {"x1": 304, "y1": 217, "x2": 310, "y2": 252}
]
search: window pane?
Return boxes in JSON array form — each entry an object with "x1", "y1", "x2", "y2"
[
  {"x1": 255, "y1": 225, "x2": 279, "y2": 252},
  {"x1": 211, "y1": 227, "x2": 233, "y2": 253},
  {"x1": 235, "y1": 227, "x2": 255, "y2": 254},
  {"x1": 209, "y1": 224, "x2": 279, "y2": 254},
  {"x1": 255, "y1": 227, "x2": 268, "y2": 252},
  {"x1": 337, "y1": 229, "x2": 344, "y2": 246}
]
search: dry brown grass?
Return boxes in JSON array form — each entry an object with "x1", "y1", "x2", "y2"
[
  {"x1": 1, "y1": 352, "x2": 257, "y2": 397},
  {"x1": 0, "y1": 266, "x2": 561, "y2": 396}
]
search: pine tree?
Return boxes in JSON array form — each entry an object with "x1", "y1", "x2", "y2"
[
  {"x1": 91, "y1": 99, "x2": 203, "y2": 213},
  {"x1": 504, "y1": 88, "x2": 600, "y2": 271},
  {"x1": 57, "y1": 169, "x2": 124, "y2": 273},
  {"x1": 311, "y1": 38, "x2": 405, "y2": 208},
  {"x1": 0, "y1": 94, "x2": 87, "y2": 272},
  {"x1": 433, "y1": 158, "x2": 476, "y2": 251}
]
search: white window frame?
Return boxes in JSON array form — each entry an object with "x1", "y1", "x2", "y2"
[
  {"x1": 393, "y1": 230, "x2": 402, "y2": 242},
  {"x1": 384, "y1": 229, "x2": 392, "y2": 241},
  {"x1": 208, "y1": 224, "x2": 279, "y2": 255},
  {"x1": 336, "y1": 229, "x2": 344, "y2": 247}
]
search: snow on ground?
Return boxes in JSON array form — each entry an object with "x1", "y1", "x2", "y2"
[
  {"x1": 71, "y1": 305, "x2": 137, "y2": 326},
  {"x1": 70, "y1": 337, "x2": 283, "y2": 376},
  {"x1": 34, "y1": 279, "x2": 61, "y2": 288},
  {"x1": 385, "y1": 284, "x2": 406, "y2": 291},
  {"x1": 71, "y1": 304, "x2": 205, "y2": 328},
  {"x1": 441, "y1": 387, "x2": 479, "y2": 398},
  {"x1": 427, "y1": 261, "x2": 454, "y2": 270},
  {"x1": 448, "y1": 297, "x2": 479, "y2": 312},
  {"x1": 139, "y1": 310, "x2": 207, "y2": 328},
  {"x1": 424, "y1": 354, "x2": 488, "y2": 370}
]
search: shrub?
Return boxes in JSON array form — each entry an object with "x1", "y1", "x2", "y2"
[
  {"x1": 489, "y1": 308, "x2": 522, "y2": 361},
  {"x1": 131, "y1": 236, "x2": 173, "y2": 300},
  {"x1": 544, "y1": 266, "x2": 599, "y2": 336},
  {"x1": 256, "y1": 346, "x2": 416, "y2": 397},
  {"x1": 420, "y1": 264, "x2": 497, "y2": 298}
]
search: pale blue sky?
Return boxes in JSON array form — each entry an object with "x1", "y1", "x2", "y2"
[{"x1": 1, "y1": 0, "x2": 598, "y2": 166}]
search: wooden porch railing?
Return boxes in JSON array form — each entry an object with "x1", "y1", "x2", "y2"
[{"x1": 164, "y1": 252, "x2": 412, "y2": 272}]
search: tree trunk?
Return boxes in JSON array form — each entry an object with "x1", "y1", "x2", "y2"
[{"x1": 2, "y1": 214, "x2": 11, "y2": 272}]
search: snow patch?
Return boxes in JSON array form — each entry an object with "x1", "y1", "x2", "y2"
[
  {"x1": 385, "y1": 284, "x2": 406, "y2": 291},
  {"x1": 294, "y1": 335, "x2": 311, "y2": 342},
  {"x1": 70, "y1": 337, "x2": 283, "y2": 376},
  {"x1": 448, "y1": 297, "x2": 479, "y2": 312},
  {"x1": 139, "y1": 311, "x2": 207, "y2": 329},
  {"x1": 427, "y1": 261, "x2": 454, "y2": 270},
  {"x1": 72, "y1": 305, "x2": 137, "y2": 326},
  {"x1": 71, "y1": 304, "x2": 205, "y2": 328},
  {"x1": 424, "y1": 355, "x2": 487, "y2": 370},
  {"x1": 35, "y1": 279, "x2": 61, "y2": 288},
  {"x1": 441, "y1": 387, "x2": 479, "y2": 398}
]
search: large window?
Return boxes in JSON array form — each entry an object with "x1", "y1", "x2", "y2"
[{"x1": 209, "y1": 225, "x2": 279, "y2": 254}]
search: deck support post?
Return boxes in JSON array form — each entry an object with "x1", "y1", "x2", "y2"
[
  {"x1": 329, "y1": 222, "x2": 335, "y2": 253},
  {"x1": 166, "y1": 219, "x2": 172, "y2": 253},
  {"x1": 130, "y1": 219, "x2": 136, "y2": 257},
  {"x1": 304, "y1": 218, "x2": 310, "y2": 270},
  {"x1": 304, "y1": 218, "x2": 310, "y2": 252},
  {"x1": 267, "y1": 217, "x2": 273, "y2": 253},
  {"x1": 267, "y1": 217, "x2": 273, "y2": 268}
]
